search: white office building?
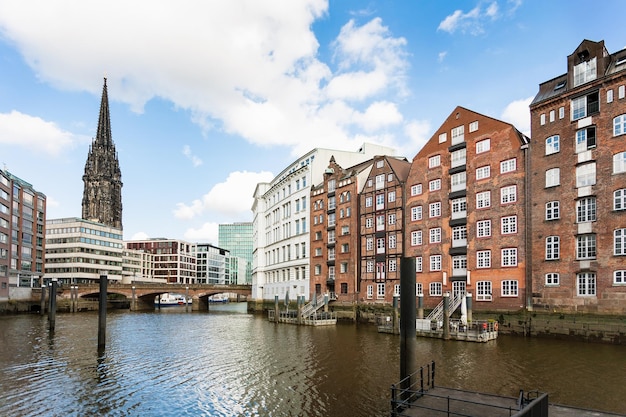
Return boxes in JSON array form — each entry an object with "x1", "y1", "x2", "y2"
[{"x1": 251, "y1": 143, "x2": 395, "y2": 302}]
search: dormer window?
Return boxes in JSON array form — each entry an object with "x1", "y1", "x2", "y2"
[{"x1": 574, "y1": 57, "x2": 597, "y2": 87}]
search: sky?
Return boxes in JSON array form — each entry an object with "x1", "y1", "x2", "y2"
[{"x1": 1, "y1": 0, "x2": 625, "y2": 245}]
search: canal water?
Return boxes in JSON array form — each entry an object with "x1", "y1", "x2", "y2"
[{"x1": 0, "y1": 303, "x2": 624, "y2": 416}]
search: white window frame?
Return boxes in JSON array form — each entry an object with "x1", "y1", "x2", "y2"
[
  {"x1": 366, "y1": 237, "x2": 373, "y2": 251},
  {"x1": 545, "y1": 236, "x2": 560, "y2": 260},
  {"x1": 546, "y1": 201, "x2": 560, "y2": 220},
  {"x1": 377, "y1": 283, "x2": 385, "y2": 299},
  {"x1": 501, "y1": 280, "x2": 519, "y2": 297},
  {"x1": 451, "y1": 125, "x2": 465, "y2": 145},
  {"x1": 367, "y1": 284, "x2": 374, "y2": 299},
  {"x1": 476, "y1": 191, "x2": 491, "y2": 209},
  {"x1": 476, "y1": 250, "x2": 491, "y2": 268},
  {"x1": 545, "y1": 273, "x2": 560, "y2": 286},
  {"x1": 613, "y1": 151, "x2": 626, "y2": 174},
  {"x1": 500, "y1": 158, "x2": 516, "y2": 174},
  {"x1": 477, "y1": 220, "x2": 491, "y2": 238},
  {"x1": 411, "y1": 230, "x2": 422, "y2": 246},
  {"x1": 501, "y1": 248, "x2": 518, "y2": 267},
  {"x1": 546, "y1": 168, "x2": 560, "y2": 187},
  {"x1": 476, "y1": 281, "x2": 492, "y2": 301},
  {"x1": 429, "y1": 179, "x2": 441, "y2": 191},
  {"x1": 614, "y1": 189, "x2": 626, "y2": 211},
  {"x1": 429, "y1": 282, "x2": 442, "y2": 296},
  {"x1": 615, "y1": 228, "x2": 626, "y2": 256},
  {"x1": 411, "y1": 184, "x2": 422, "y2": 196},
  {"x1": 469, "y1": 121, "x2": 479, "y2": 132},
  {"x1": 614, "y1": 270, "x2": 626, "y2": 285},
  {"x1": 500, "y1": 185, "x2": 517, "y2": 204},
  {"x1": 545, "y1": 135, "x2": 560, "y2": 155},
  {"x1": 501, "y1": 216, "x2": 517, "y2": 235},
  {"x1": 576, "y1": 197, "x2": 596, "y2": 223},
  {"x1": 428, "y1": 155, "x2": 441, "y2": 168},
  {"x1": 613, "y1": 114, "x2": 626, "y2": 136},
  {"x1": 476, "y1": 165, "x2": 491, "y2": 180},
  {"x1": 429, "y1": 202, "x2": 441, "y2": 218},
  {"x1": 576, "y1": 234, "x2": 596, "y2": 260},
  {"x1": 416, "y1": 256, "x2": 423, "y2": 273},
  {"x1": 476, "y1": 139, "x2": 491, "y2": 154},
  {"x1": 411, "y1": 206, "x2": 422, "y2": 221},
  {"x1": 429, "y1": 227, "x2": 441, "y2": 244},
  {"x1": 429, "y1": 255, "x2": 442, "y2": 272},
  {"x1": 577, "y1": 272, "x2": 596, "y2": 296},
  {"x1": 576, "y1": 163, "x2": 596, "y2": 188}
]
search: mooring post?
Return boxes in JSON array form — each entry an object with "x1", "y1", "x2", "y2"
[
  {"x1": 185, "y1": 286, "x2": 189, "y2": 313},
  {"x1": 39, "y1": 276, "x2": 46, "y2": 316},
  {"x1": 323, "y1": 293, "x2": 329, "y2": 313},
  {"x1": 274, "y1": 295, "x2": 279, "y2": 323},
  {"x1": 417, "y1": 293, "x2": 424, "y2": 319},
  {"x1": 131, "y1": 286, "x2": 136, "y2": 311},
  {"x1": 297, "y1": 295, "x2": 303, "y2": 324},
  {"x1": 400, "y1": 257, "x2": 417, "y2": 401},
  {"x1": 443, "y1": 292, "x2": 450, "y2": 340},
  {"x1": 48, "y1": 279, "x2": 57, "y2": 331},
  {"x1": 392, "y1": 296, "x2": 399, "y2": 335},
  {"x1": 98, "y1": 272, "x2": 108, "y2": 350},
  {"x1": 466, "y1": 292, "x2": 473, "y2": 324}
]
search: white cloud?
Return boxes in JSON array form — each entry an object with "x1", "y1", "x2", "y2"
[
  {"x1": 174, "y1": 170, "x2": 274, "y2": 220},
  {"x1": 486, "y1": 2, "x2": 499, "y2": 19},
  {"x1": 182, "y1": 145, "x2": 203, "y2": 167},
  {"x1": 0, "y1": 2, "x2": 412, "y2": 157},
  {"x1": 438, "y1": 51, "x2": 448, "y2": 63},
  {"x1": 500, "y1": 96, "x2": 532, "y2": 137},
  {"x1": 0, "y1": 110, "x2": 79, "y2": 155},
  {"x1": 183, "y1": 222, "x2": 219, "y2": 244},
  {"x1": 403, "y1": 119, "x2": 431, "y2": 158},
  {"x1": 437, "y1": 5, "x2": 490, "y2": 35},
  {"x1": 130, "y1": 231, "x2": 150, "y2": 241}
]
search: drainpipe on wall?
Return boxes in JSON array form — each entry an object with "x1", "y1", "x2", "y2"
[{"x1": 521, "y1": 141, "x2": 533, "y2": 312}]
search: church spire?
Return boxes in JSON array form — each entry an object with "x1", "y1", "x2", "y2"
[
  {"x1": 96, "y1": 77, "x2": 112, "y2": 148},
  {"x1": 82, "y1": 78, "x2": 123, "y2": 230}
]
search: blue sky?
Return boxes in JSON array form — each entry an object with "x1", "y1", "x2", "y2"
[{"x1": 1, "y1": 0, "x2": 624, "y2": 244}]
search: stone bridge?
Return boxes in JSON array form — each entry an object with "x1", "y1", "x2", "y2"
[{"x1": 57, "y1": 282, "x2": 251, "y2": 311}]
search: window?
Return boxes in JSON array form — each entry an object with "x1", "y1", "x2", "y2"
[
  {"x1": 429, "y1": 179, "x2": 441, "y2": 191},
  {"x1": 615, "y1": 189, "x2": 626, "y2": 211},
  {"x1": 451, "y1": 172, "x2": 466, "y2": 191},
  {"x1": 376, "y1": 238, "x2": 385, "y2": 254},
  {"x1": 501, "y1": 216, "x2": 517, "y2": 234},
  {"x1": 501, "y1": 248, "x2": 518, "y2": 267},
  {"x1": 388, "y1": 214, "x2": 396, "y2": 225},
  {"x1": 452, "y1": 225, "x2": 467, "y2": 241},
  {"x1": 476, "y1": 166, "x2": 491, "y2": 180},
  {"x1": 452, "y1": 255, "x2": 467, "y2": 272},
  {"x1": 366, "y1": 238, "x2": 373, "y2": 251},
  {"x1": 476, "y1": 191, "x2": 490, "y2": 209},
  {"x1": 477, "y1": 220, "x2": 491, "y2": 238},
  {"x1": 451, "y1": 197, "x2": 467, "y2": 216},
  {"x1": 328, "y1": 213, "x2": 335, "y2": 227},
  {"x1": 476, "y1": 281, "x2": 492, "y2": 301},
  {"x1": 411, "y1": 231, "x2": 422, "y2": 246},
  {"x1": 576, "y1": 197, "x2": 596, "y2": 223},
  {"x1": 500, "y1": 158, "x2": 516, "y2": 173},
  {"x1": 545, "y1": 273, "x2": 560, "y2": 286},
  {"x1": 367, "y1": 285, "x2": 373, "y2": 299},
  {"x1": 375, "y1": 174, "x2": 385, "y2": 190},
  {"x1": 477, "y1": 250, "x2": 491, "y2": 268},
  {"x1": 573, "y1": 57, "x2": 597, "y2": 87},
  {"x1": 365, "y1": 196, "x2": 372, "y2": 207},
  {"x1": 341, "y1": 225, "x2": 349, "y2": 235},
  {"x1": 546, "y1": 168, "x2": 560, "y2": 187},
  {"x1": 411, "y1": 184, "x2": 422, "y2": 196},
  {"x1": 614, "y1": 151, "x2": 626, "y2": 174},
  {"x1": 615, "y1": 228, "x2": 626, "y2": 255},
  {"x1": 388, "y1": 191, "x2": 396, "y2": 202},
  {"x1": 429, "y1": 282, "x2": 442, "y2": 296},
  {"x1": 549, "y1": 110, "x2": 555, "y2": 122},
  {"x1": 575, "y1": 127, "x2": 596, "y2": 153},
  {"x1": 546, "y1": 236, "x2": 560, "y2": 260},
  {"x1": 340, "y1": 262, "x2": 348, "y2": 273},
  {"x1": 469, "y1": 121, "x2": 479, "y2": 132},
  {"x1": 571, "y1": 91, "x2": 599, "y2": 120},
  {"x1": 376, "y1": 215, "x2": 385, "y2": 231},
  {"x1": 341, "y1": 282, "x2": 348, "y2": 294},
  {"x1": 545, "y1": 135, "x2": 560, "y2": 155},
  {"x1": 439, "y1": 132, "x2": 447, "y2": 143},
  {"x1": 389, "y1": 234, "x2": 397, "y2": 249},
  {"x1": 429, "y1": 227, "x2": 441, "y2": 244},
  {"x1": 576, "y1": 163, "x2": 596, "y2": 188},
  {"x1": 429, "y1": 202, "x2": 441, "y2": 218},
  {"x1": 429, "y1": 155, "x2": 441, "y2": 168},
  {"x1": 614, "y1": 270, "x2": 626, "y2": 285},
  {"x1": 377, "y1": 283, "x2": 385, "y2": 299},
  {"x1": 559, "y1": 106, "x2": 565, "y2": 119},
  {"x1": 376, "y1": 262, "x2": 385, "y2": 280},
  {"x1": 416, "y1": 256, "x2": 423, "y2": 272},
  {"x1": 451, "y1": 125, "x2": 465, "y2": 145},
  {"x1": 411, "y1": 206, "x2": 422, "y2": 221},
  {"x1": 315, "y1": 247, "x2": 322, "y2": 256},
  {"x1": 367, "y1": 261, "x2": 374, "y2": 273},
  {"x1": 540, "y1": 113, "x2": 546, "y2": 125},
  {"x1": 500, "y1": 185, "x2": 517, "y2": 204},
  {"x1": 389, "y1": 259, "x2": 397, "y2": 272},
  {"x1": 501, "y1": 280, "x2": 518, "y2": 297},
  {"x1": 365, "y1": 217, "x2": 373, "y2": 228},
  {"x1": 608, "y1": 89, "x2": 614, "y2": 103},
  {"x1": 341, "y1": 243, "x2": 349, "y2": 253},
  {"x1": 576, "y1": 234, "x2": 596, "y2": 259},
  {"x1": 314, "y1": 265, "x2": 321, "y2": 275},
  {"x1": 430, "y1": 255, "x2": 442, "y2": 271},
  {"x1": 621, "y1": 85, "x2": 626, "y2": 99},
  {"x1": 546, "y1": 201, "x2": 560, "y2": 220},
  {"x1": 577, "y1": 272, "x2": 596, "y2": 296},
  {"x1": 614, "y1": 115, "x2": 626, "y2": 136},
  {"x1": 376, "y1": 160, "x2": 384, "y2": 168},
  {"x1": 476, "y1": 139, "x2": 490, "y2": 153},
  {"x1": 451, "y1": 148, "x2": 467, "y2": 167}
]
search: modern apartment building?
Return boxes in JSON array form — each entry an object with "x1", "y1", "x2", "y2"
[
  {"x1": 122, "y1": 248, "x2": 158, "y2": 283},
  {"x1": 251, "y1": 143, "x2": 395, "y2": 302},
  {"x1": 0, "y1": 169, "x2": 46, "y2": 297},
  {"x1": 529, "y1": 39, "x2": 626, "y2": 314},
  {"x1": 310, "y1": 156, "x2": 366, "y2": 303},
  {"x1": 125, "y1": 238, "x2": 196, "y2": 284},
  {"x1": 45, "y1": 217, "x2": 123, "y2": 284},
  {"x1": 405, "y1": 106, "x2": 529, "y2": 311},
  {"x1": 218, "y1": 222, "x2": 253, "y2": 284},
  {"x1": 359, "y1": 155, "x2": 411, "y2": 304}
]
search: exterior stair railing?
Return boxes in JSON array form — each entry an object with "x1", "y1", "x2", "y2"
[
  {"x1": 425, "y1": 291, "x2": 465, "y2": 323},
  {"x1": 301, "y1": 293, "x2": 326, "y2": 318}
]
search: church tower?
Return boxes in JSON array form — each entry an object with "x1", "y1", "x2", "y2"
[{"x1": 82, "y1": 78, "x2": 123, "y2": 230}]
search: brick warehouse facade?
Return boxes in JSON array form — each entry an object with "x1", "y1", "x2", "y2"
[
  {"x1": 405, "y1": 106, "x2": 530, "y2": 312},
  {"x1": 359, "y1": 155, "x2": 411, "y2": 304},
  {"x1": 529, "y1": 40, "x2": 626, "y2": 314}
]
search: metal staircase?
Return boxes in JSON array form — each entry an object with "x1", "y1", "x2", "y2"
[
  {"x1": 426, "y1": 291, "x2": 465, "y2": 323},
  {"x1": 301, "y1": 293, "x2": 326, "y2": 318}
]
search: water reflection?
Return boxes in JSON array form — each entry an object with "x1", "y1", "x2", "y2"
[{"x1": 0, "y1": 305, "x2": 624, "y2": 416}]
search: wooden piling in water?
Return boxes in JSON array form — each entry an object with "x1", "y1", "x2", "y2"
[
  {"x1": 98, "y1": 273, "x2": 108, "y2": 350},
  {"x1": 400, "y1": 257, "x2": 417, "y2": 400}
]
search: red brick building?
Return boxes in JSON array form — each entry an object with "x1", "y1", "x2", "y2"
[
  {"x1": 405, "y1": 106, "x2": 529, "y2": 312},
  {"x1": 529, "y1": 40, "x2": 626, "y2": 314},
  {"x1": 359, "y1": 155, "x2": 411, "y2": 304}
]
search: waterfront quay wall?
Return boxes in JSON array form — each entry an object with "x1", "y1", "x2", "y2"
[{"x1": 248, "y1": 301, "x2": 626, "y2": 345}]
